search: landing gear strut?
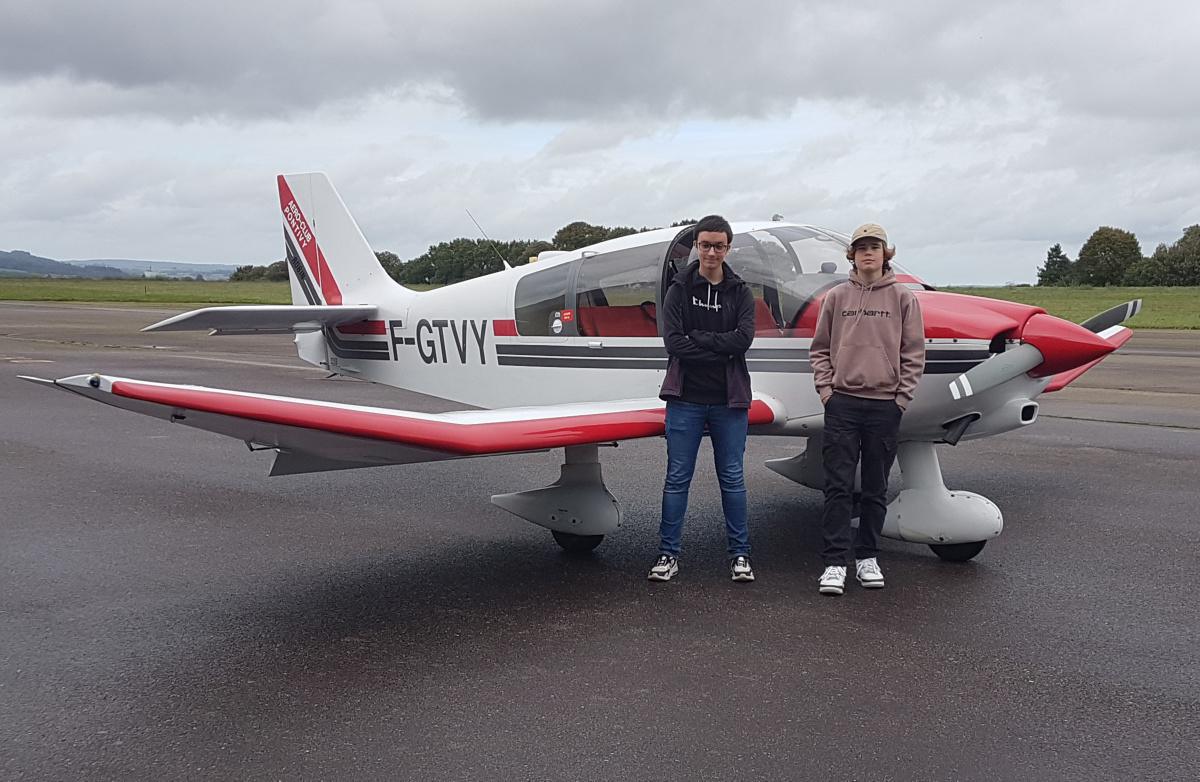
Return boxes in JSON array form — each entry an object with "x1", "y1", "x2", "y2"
[
  {"x1": 881, "y1": 442, "x2": 1002, "y2": 557},
  {"x1": 767, "y1": 439, "x2": 1002, "y2": 561},
  {"x1": 491, "y1": 444, "x2": 621, "y2": 547}
]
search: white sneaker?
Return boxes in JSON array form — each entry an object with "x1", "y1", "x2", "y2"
[
  {"x1": 730, "y1": 556, "x2": 755, "y2": 582},
  {"x1": 855, "y1": 558, "x2": 885, "y2": 588},
  {"x1": 818, "y1": 565, "x2": 846, "y2": 596},
  {"x1": 647, "y1": 555, "x2": 679, "y2": 582}
]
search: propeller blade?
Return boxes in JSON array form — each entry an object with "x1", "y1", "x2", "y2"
[
  {"x1": 948, "y1": 307, "x2": 1125, "y2": 400},
  {"x1": 1079, "y1": 299, "x2": 1142, "y2": 334},
  {"x1": 947, "y1": 343, "x2": 1043, "y2": 400}
]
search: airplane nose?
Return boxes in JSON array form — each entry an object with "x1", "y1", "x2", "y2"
[{"x1": 1019, "y1": 313, "x2": 1116, "y2": 377}]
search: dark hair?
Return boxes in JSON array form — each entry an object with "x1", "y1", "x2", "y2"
[{"x1": 693, "y1": 214, "x2": 733, "y2": 244}]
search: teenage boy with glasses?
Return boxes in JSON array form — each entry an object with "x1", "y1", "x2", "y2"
[{"x1": 648, "y1": 215, "x2": 757, "y2": 583}]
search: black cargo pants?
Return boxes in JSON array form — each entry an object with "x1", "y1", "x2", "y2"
[{"x1": 820, "y1": 392, "x2": 903, "y2": 565}]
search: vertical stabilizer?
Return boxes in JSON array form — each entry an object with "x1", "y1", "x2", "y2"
[{"x1": 278, "y1": 172, "x2": 401, "y2": 306}]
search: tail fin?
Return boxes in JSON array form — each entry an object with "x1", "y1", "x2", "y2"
[{"x1": 278, "y1": 172, "x2": 400, "y2": 306}]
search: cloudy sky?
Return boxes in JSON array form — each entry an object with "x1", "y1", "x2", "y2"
[{"x1": 2, "y1": 0, "x2": 1197, "y2": 284}]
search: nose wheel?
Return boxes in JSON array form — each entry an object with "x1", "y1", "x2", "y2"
[
  {"x1": 928, "y1": 540, "x2": 987, "y2": 562},
  {"x1": 552, "y1": 531, "x2": 605, "y2": 554}
]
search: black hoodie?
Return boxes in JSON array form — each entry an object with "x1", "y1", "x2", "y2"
[{"x1": 658, "y1": 260, "x2": 755, "y2": 407}]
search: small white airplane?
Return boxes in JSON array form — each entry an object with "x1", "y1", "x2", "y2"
[{"x1": 24, "y1": 173, "x2": 1139, "y2": 562}]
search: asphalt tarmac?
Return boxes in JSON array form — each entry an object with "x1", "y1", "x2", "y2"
[{"x1": 2, "y1": 303, "x2": 1198, "y2": 781}]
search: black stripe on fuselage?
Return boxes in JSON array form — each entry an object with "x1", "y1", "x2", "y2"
[
  {"x1": 496, "y1": 345, "x2": 809, "y2": 361},
  {"x1": 495, "y1": 355, "x2": 982, "y2": 374},
  {"x1": 495, "y1": 357, "x2": 811, "y2": 372},
  {"x1": 497, "y1": 344, "x2": 667, "y2": 358},
  {"x1": 323, "y1": 325, "x2": 390, "y2": 361},
  {"x1": 496, "y1": 343, "x2": 990, "y2": 362}
]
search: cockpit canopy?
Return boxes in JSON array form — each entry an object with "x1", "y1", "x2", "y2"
[{"x1": 513, "y1": 224, "x2": 919, "y2": 338}]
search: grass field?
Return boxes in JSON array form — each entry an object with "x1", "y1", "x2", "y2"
[
  {"x1": 2, "y1": 279, "x2": 1196, "y2": 328},
  {"x1": 942, "y1": 286, "x2": 1199, "y2": 330},
  {"x1": 0, "y1": 279, "x2": 292, "y2": 304},
  {"x1": 0, "y1": 279, "x2": 437, "y2": 305}
]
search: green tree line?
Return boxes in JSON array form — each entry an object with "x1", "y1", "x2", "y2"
[
  {"x1": 231, "y1": 219, "x2": 696, "y2": 286},
  {"x1": 1038, "y1": 225, "x2": 1200, "y2": 286},
  {"x1": 230, "y1": 259, "x2": 288, "y2": 282}
]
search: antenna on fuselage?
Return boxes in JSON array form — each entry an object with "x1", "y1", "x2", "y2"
[{"x1": 465, "y1": 208, "x2": 512, "y2": 270}]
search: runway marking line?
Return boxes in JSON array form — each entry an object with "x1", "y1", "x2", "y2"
[{"x1": 1040, "y1": 413, "x2": 1200, "y2": 432}]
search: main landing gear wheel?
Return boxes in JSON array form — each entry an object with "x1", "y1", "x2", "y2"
[
  {"x1": 929, "y1": 540, "x2": 987, "y2": 562},
  {"x1": 552, "y1": 531, "x2": 605, "y2": 554}
]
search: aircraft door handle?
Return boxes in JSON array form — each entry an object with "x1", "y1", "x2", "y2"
[{"x1": 588, "y1": 341, "x2": 603, "y2": 349}]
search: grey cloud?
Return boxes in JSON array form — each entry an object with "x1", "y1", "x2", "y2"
[
  {"x1": 540, "y1": 123, "x2": 666, "y2": 158},
  {"x1": 3, "y1": 1, "x2": 1197, "y2": 124}
]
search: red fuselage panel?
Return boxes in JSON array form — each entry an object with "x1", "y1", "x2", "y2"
[{"x1": 914, "y1": 291, "x2": 1042, "y2": 342}]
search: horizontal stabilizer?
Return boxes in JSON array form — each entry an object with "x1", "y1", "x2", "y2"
[{"x1": 142, "y1": 304, "x2": 377, "y2": 334}]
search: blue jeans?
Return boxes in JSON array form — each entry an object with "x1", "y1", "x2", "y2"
[{"x1": 659, "y1": 400, "x2": 750, "y2": 559}]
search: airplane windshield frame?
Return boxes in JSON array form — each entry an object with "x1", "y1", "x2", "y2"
[{"x1": 719, "y1": 226, "x2": 852, "y2": 336}]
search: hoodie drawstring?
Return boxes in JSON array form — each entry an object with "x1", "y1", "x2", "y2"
[
  {"x1": 853, "y1": 280, "x2": 871, "y2": 326},
  {"x1": 702, "y1": 282, "x2": 720, "y2": 312}
]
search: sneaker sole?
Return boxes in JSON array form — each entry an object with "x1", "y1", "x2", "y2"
[
  {"x1": 647, "y1": 570, "x2": 678, "y2": 582},
  {"x1": 731, "y1": 573, "x2": 755, "y2": 582},
  {"x1": 857, "y1": 579, "x2": 885, "y2": 588},
  {"x1": 819, "y1": 585, "x2": 844, "y2": 595}
]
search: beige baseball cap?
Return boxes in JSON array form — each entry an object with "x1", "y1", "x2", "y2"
[
  {"x1": 850, "y1": 223, "x2": 888, "y2": 245},
  {"x1": 846, "y1": 223, "x2": 895, "y2": 260}
]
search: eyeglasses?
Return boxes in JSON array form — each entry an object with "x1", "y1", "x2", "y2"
[{"x1": 698, "y1": 241, "x2": 730, "y2": 254}]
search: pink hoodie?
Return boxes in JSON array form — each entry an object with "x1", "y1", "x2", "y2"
[{"x1": 810, "y1": 270, "x2": 925, "y2": 409}]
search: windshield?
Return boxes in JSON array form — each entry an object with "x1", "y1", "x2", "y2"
[
  {"x1": 722, "y1": 227, "x2": 849, "y2": 335},
  {"x1": 671, "y1": 225, "x2": 918, "y2": 336}
]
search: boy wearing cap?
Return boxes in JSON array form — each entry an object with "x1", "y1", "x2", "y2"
[{"x1": 809, "y1": 224, "x2": 924, "y2": 596}]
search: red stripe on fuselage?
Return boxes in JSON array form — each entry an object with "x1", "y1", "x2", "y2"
[
  {"x1": 277, "y1": 175, "x2": 343, "y2": 305},
  {"x1": 492, "y1": 319, "x2": 518, "y2": 336},
  {"x1": 335, "y1": 320, "x2": 386, "y2": 335},
  {"x1": 109, "y1": 380, "x2": 774, "y2": 455}
]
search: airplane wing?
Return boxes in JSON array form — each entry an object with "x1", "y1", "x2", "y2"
[
  {"x1": 21, "y1": 374, "x2": 781, "y2": 475},
  {"x1": 142, "y1": 304, "x2": 377, "y2": 335}
]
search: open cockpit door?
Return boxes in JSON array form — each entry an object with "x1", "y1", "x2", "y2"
[{"x1": 660, "y1": 225, "x2": 697, "y2": 333}]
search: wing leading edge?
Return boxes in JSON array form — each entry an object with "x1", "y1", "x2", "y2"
[
  {"x1": 142, "y1": 304, "x2": 377, "y2": 335},
  {"x1": 21, "y1": 374, "x2": 780, "y2": 475}
]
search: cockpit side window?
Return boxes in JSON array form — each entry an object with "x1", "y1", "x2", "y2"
[
  {"x1": 574, "y1": 241, "x2": 669, "y2": 337},
  {"x1": 514, "y1": 262, "x2": 572, "y2": 336}
]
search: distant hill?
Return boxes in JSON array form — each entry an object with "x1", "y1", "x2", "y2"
[
  {"x1": 68, "y1": 258, "x2": 238, "y2": 280},
  {"x1": 0, "y1": 250, "x2": 238, "y2": 280},
  {"x1": 0, "y1": 250, "x2": 130, "y2": 278}
]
